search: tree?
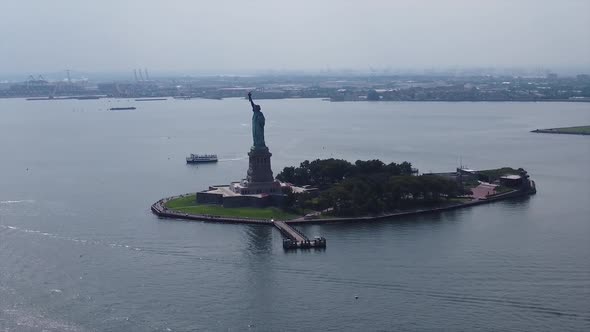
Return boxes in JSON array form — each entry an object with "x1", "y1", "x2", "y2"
[
  {"x1": 276, "y1": 166, "x2": 296, "y2": 183},
  {"x1": 277, "y1": 158, "x2": 461, "y2": 217},
  {"x1": 354, "y1": 159, "x2": 385, "y2": 175},
  {"x1": 367, "y1": 89, "x2": 380, "y2": 101}
]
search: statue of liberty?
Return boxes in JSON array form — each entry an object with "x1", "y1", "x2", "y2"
[{"x1": 248, "y1": 92, "x2": 266, "y2": 148}]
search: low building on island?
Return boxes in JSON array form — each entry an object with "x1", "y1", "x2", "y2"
[
  {"x1": 499, "y1": 174, "x2": 525, "y2": 188},
  {"x1": 425, "y1": 167, "x2": 535, "y2": 199}
]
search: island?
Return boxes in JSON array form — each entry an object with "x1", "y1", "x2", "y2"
[
  {"x1": 152, "y1": 158, "x2": 536, "y2": 249},
  {"x1": 151, "y1": 93, "x2": 537, "y2": 250},
  {"x1": 531, "y1": 125, "x2": 590, "y2": 136}
]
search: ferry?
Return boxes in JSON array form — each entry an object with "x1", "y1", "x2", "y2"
[
  {"x1": 110, "y1": 107, "x2": 136, "y2": 111},
  {"x1": 186, "y1": 154, "x2": 218, "y2": 163}
]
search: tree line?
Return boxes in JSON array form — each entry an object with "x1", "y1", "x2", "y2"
[
  {"x1": 277, "y1": 159, "x2": 465, "y2": 217},
  {"x1": 277, "y1": 158, "x2": 414, "y2": 188}
]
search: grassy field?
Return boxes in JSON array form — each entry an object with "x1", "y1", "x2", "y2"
[
  {"x1": 164, "y1": 194, "x2": 299, "y2": 220},
  {"x1": 494, "y1": 185, "x2": 512, "y2": 193},
  {"x1": 532, "y1": 125, "x2": 590, "y2": 135}
]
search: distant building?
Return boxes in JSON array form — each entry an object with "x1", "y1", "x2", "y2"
[
  {"x1": 546, "y1": 73, "x2": 558, "y2": 80},
  {"x1": 500, "y1": 175, "x2": 523, "y2": 187}
]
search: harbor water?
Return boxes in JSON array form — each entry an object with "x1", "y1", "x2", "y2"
[{"x1": 1, "y1": 98, "x2": 589, "y2": 331}]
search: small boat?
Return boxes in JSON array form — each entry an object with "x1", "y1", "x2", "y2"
[
  {"x1": 186, "y1": 154, "x2": 218, "y2": 163},
  {"x1": 110, "y1": 107, "x2": 136, "y2": 111}
]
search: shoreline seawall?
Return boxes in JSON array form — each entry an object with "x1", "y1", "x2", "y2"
[{"x1": 150, "y1": 182, "x2": 536, "y2": 225}]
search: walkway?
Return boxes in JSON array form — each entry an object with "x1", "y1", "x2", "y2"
[
  {"x1": 273, "y1": 220, "x2": 326, "y2": 249},
  {"x1": 471, "y1": 183, "x2": 498, "y2": 200},
  {"x1": 273, "y1": 220, "x2": 307, "y2": 242}
]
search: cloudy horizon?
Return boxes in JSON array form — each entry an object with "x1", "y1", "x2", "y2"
[{"x1": 1, "y1": 0, "x2": 589, "y2": 76}]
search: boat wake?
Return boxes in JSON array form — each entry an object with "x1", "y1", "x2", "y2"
[
  {"x1": 0, "y1": 224, "x2": 142, "y2": 252},
  {"x1": 0, "y1": 199, "x2": 35, "y2": 204},
  {"x1": 1, "y1": 308, "x2": 89, "y2": 332},
  {"x1": 219, "y1": 157, "x2": 246, "y2": 162}
]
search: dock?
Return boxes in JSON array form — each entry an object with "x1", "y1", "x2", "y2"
[{"x1": 273, "y1": 220, "x2": 326, "y2": 250}]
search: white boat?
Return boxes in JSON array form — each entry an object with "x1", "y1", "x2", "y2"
[{"x1": 186, "y1": 154, "x2": 218, "y2": 163}]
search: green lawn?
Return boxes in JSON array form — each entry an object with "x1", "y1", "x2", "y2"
[
  {"x1": 164, "y1": 195, "x2": 199, "y2": 209},
  {"x1": 164, "y1": 194, "x2": 298, "y2": 220},
  {"x1": 494, "y1": 185, "x2": 513, "y2": 193}
]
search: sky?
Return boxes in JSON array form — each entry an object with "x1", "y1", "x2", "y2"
[{"x1": 1, "y1": 0, "x2": 589, "y2": 75}]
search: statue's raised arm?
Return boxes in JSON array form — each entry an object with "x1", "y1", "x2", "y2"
[{"x1": 248, "y1": 91, "x2": 257, "y2": 110}]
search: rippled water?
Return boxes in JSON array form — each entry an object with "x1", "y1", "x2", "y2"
[{"x1": 0, "y1": 98, "x2": 589, "y2": 331}]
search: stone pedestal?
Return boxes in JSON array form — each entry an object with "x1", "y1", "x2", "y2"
[
  {"x1": 230, "y1": 146, "x2": 282, "y2": 196},
  {"x1": 246, "y1": 146, "x2": 274, "y2": 183}
]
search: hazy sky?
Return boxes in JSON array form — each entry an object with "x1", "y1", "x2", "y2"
[{"x1": 1, "y1": 0, "x2": 589, "y2": 74}]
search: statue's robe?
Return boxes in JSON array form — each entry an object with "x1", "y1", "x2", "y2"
[{"x1": 252, "y1": 110, "x2": 266, "y2": 148}]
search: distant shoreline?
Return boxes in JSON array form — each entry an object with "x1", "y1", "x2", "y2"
[{"x1": 1, "y1": 95, "x2": 588, "y2": 102}]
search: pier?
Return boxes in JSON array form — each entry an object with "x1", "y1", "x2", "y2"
[{"x1": 273, "y1": 220, "x2": 326, "y2": 250}]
